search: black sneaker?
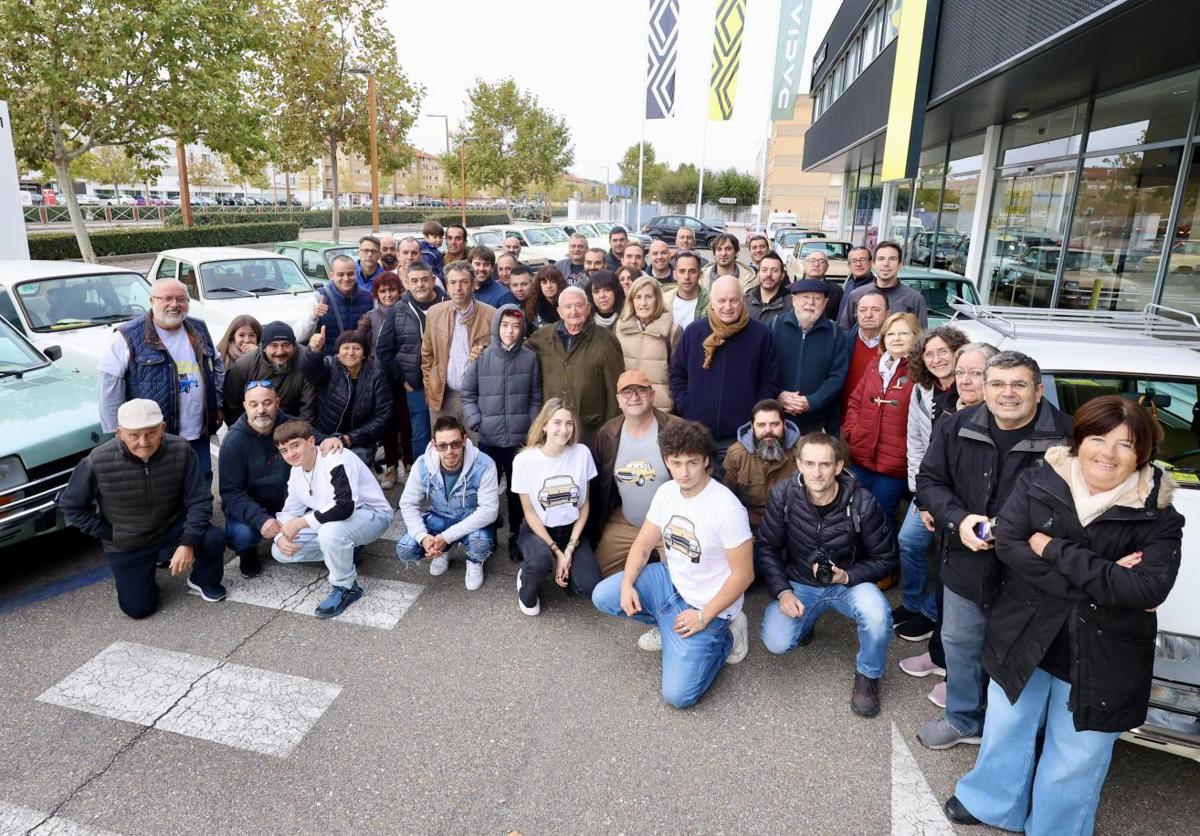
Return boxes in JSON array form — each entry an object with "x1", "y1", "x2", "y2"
[
  {"x1": 896, "y1": 613, "x2": 936, "y2": 642},
  {"x1": 851, "y1": 672, "x2": 881, "y2": 717},
  {"x1": 943, "y1": 796, "x2": 981, "y2": 826},
  {"x1": 238, "y1": 551, "x2": 262, "y2": 579},
  {"x1": 890, "y1": 605, "x2": 916, "y2": 627},
  {"x1": 315, "y1": 581, "x2": 363, "y2": 619},
  {"x1": 186, "y1": 578, "x2": 227, "y2": 603}
]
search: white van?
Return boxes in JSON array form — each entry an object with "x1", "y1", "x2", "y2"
[{"x1": 766, "y1": 212, "x2": 797, "y2": 239}]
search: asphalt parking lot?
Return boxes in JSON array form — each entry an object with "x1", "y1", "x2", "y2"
[{"x1": 1, "y1": 467, "x2": 1197, "y2": 835}]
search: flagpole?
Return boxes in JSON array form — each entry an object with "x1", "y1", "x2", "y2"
[
  {"x1": 636, "y1": 117, "x2": 646, "y2": 230},
  {"x1": 696, "y1": 118, "x2": 708, "y2": 214},
  {"x1": 757, "y1": 119, "x2": 770, "y2": 219}
]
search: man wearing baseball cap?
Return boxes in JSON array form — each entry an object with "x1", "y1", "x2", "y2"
[
  {"x1": 587, "y1": 369, "x2": 682, "y2": 579},
  {"x1": 61, "y1": 398, "x2": 226, "y2": 618},
  {"x1": 222, "y1": 320, "x2": 317, "y2": 427},
  {"x1": 772, "y1": 279, "x2": 850, "y2": 434}
]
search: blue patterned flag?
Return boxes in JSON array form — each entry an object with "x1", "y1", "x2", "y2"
[{"x1": 646, "y1": 0, "x2": 678, "y2": 119}]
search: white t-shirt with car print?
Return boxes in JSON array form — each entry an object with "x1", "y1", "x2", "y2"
[
  {"x1": 646, "y1": 478, "x2": 752, "y2": 619},
  {"x1": 511, "y1": 444, "x2": 598, "y2": 528}
]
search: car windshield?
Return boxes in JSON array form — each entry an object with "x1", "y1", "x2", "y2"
[
  {"x1": 902, "y1": 277, "x2": 981, "y2": 321},
  {"x1": 522, "y1": 229, "x2": 551, "y2": 245},
  {"x1": 199, "y1": 259, "x2": 311, "y2": 296},
  {"x1": 594, "y1": 223, "x2": 613, "y2": 234},
  {"x1": 322, "y1": 247, "x2": 356, "y2": 266},
  {"x1": 800, "y1": 242, "x2": 850, "y2": 259},
  {"x1": 779, "y1": 231, "x2": 807, "y2": 247},
  {"x1": 474, "y1": 231, "x2": 504, "y2": 248},
  {"x1": 0, "y1": 315, "x2": 46, "y2": 374},
  {"x1": 575, "y1": 223, "x2": 596, "y2": 236},
  {"x1": 542, "y1": 226, "x2": 569, "y2": 243},
  {"x1": 1042, "y1": 373, "x2": 1200, "y2": 481},
  {"x1": 17, "y1": 272, "x2": 151, "y2": 332}
]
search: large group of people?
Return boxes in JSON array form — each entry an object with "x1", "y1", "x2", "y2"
[{"x1": 68, "y1": 229, "x2": 1184, "y2": 834}]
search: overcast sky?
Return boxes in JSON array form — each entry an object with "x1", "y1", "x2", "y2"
[{"x1": 386, "y1": 0, "x2": 837, "y2": 184}]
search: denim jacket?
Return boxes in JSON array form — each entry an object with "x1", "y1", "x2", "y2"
[{"x1": 398, "y1": 438, "x2": 499, "y2": 544}]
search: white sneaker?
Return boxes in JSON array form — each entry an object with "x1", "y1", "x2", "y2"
[
  {"x1": 429, "y1": 555, "x2": 449, "y2": 576},
  {"x1": 638, "y1": 627, "x2": 663, "y2": 651},
  {"x1": 464, "y1": 561, "x2": 484, "y2": 591},
  {"x1": 726, "y1": 612, "x2": 749, "y2": 664},
  {"x1": 516, "y1": 568, "x2": 540, "y2": 616}
]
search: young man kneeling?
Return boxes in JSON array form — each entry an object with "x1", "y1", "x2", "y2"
[
  {"x1": 591, "y1": 420, "x2": 753, "y2": 709},
  {"x1": 272, "y1": 420, "x2": 393, "y2": 618}
]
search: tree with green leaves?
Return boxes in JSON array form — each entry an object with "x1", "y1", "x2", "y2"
[
  {"x1": 707, "y1": 168, "x2": 759, "y2": 208},
  {"x1": 0, "y1": 0, "x2": 278, "y2": 261},
  {"x1": 441, "y1": 78, "x2": 573, "y2": 218},
  {"x1": 659, "y1": 163, "x2": 700, "y2": 207},
  {"x1": 617, "y1": 142, "x2": 667, "y2": 201},
  {"x1": 70, "y1": 147, "x2": 137, "y2": 197},
  {"x1": 271, "y1": 0, "x2": 422, "y2": 240}
]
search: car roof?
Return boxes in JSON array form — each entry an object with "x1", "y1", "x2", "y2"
[
  {"x1": 157, "y1": 247, "x2": 293, "y2": 262},
  {"x1": 0, "y1": 260, "x2": 144, "y2": 284},
  {"x1": 275, "y1": 240, "x2": 351, "y2": 249}
]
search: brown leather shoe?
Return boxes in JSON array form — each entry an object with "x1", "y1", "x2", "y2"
[{"x1": 851, "y1": 672, "x2": 880, "y2": 717}]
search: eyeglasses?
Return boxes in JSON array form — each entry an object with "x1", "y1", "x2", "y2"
[
  {"x1": 618, "y1": 386, "x2": 652, "y2": 399},
  {"x1": 243, "y1": 379, "x2": 275, "y2": 391},
  {"x1": 152, "y1": 295, "x2": 189, "y2": 304},
  {"x1": 848, "y1": 258, "x2": 870, "y2": 265},
  {"x1": 434, "y1": 440, "x2": 464, "y2": 452},
  {"x1": 987, "y1": 380, "x2": 1034, "y2": 392},
  {"x1": 955, "y1": 369, "x2": 985, "y2": 379}
]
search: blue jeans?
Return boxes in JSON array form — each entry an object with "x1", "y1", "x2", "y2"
[
  {"x1": 395, "y1": 510, "x2": 495, "y2": 564},
  {"x1": 270, "y1": 506, "x2": 391, "y2": 589},
  {"x1": 851, "y1": 466, "x2": 906, "y2": 533},
  {"x1": 955, "y1": 671, "x2": 1120, "y2": 836},
  {"x1": 897, "y1": 501, "x2": 937, "y2": 619},
  {"x1": 224, "y1": 515, "x2": 261, "y2": 555},
  {"x1": 942, "y1": 585, "x2": 988, "y2": 735},
  {"x1": 407, "y1": 389, "x2": 432, "y2": 462},
  {"x1": 189, "y1": 435, "x2": 212, "y2": 489},
  {"x1": 592, "y1": 563, "x2": 734, "y2": 709},
  {"x1": 761, "y1": 580, "x2": 892, "y2": 678}
]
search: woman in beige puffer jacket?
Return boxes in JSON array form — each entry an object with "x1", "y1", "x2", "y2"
[{"x1": 614, "y1": 276, "x2": 682, "y2": 412}]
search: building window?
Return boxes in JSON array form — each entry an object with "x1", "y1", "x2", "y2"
[
  {"x1": 864, "y1": 7, "x2": 882, "y2": 64},
  {"x1": 1161, "y1": 143, "x2": 1200, "y2": 319},
  {"x1": 847, "y1": 35, "x2": 861, "y2": 82},
  {"x1": 1086, "y1": 71, "x2": 1198, "y2": 154},
  {"x1": 884, "y1": 0, "x2": 903, "y2": 47},
  {"x1": 1000, "y1": 102, "x2": 1087, "y2": 166}
]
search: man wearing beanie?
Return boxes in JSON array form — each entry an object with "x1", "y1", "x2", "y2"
[
  {"x1": 222, "y1": 320, "x2": 317, "y2": 426},
  {"x1": 61, "y1": 398, "x2": 227, "y2": 618}
]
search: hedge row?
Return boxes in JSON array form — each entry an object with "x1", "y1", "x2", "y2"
[
  {"x1": 177, "y1": 209, "x2": 511, "y2": 230},
  {"x1": 28, "y1": 221, "x2": 302, "y2": 260}
]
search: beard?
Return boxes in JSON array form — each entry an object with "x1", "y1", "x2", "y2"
[
  {"x1": 380, "y1": 253, "x2": 398, "y2": 270},
  {"x1": 755, "y1": 436, "x2": 785, "y2": 462}
]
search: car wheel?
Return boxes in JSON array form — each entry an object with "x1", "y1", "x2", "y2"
[{"x1": 636, "y1": 476, "x2": 645, "y2": 487}]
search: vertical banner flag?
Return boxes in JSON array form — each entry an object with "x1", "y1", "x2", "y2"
[
  {"x1": 770, "y1": 1, "x2": 813, "y2": 121},
  {"x1": 646, "y1": 0, "x2": 679, "y2": 119},
  {"x1": 708, "y1": 0, "x2": 747, "y2": 121}
]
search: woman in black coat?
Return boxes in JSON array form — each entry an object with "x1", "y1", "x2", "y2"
[
  {"x1": 300, "y1": 327, "x2": 393, "y2": 467},
  {"x1": 945, "y1": 395, "x2": 1183, "y2": 836}
]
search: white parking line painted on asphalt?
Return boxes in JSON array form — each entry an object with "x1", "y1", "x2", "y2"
[
  {"x1": 0, "y1": 801, "x2": 123, "y2": 836},
  {"x1": 222, "y1": 561, "x2": 423, "y2": 630},
  {"x1": 890, "y1": 722, "x2": 954, "y2": 836},
  {"x1": 37, "y1": 642, "x2": 340, "y2": 758}
]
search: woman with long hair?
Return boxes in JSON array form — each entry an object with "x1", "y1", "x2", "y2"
[
  {"x1": 216, "y1": 314, "x2": 261, "y2": 368},
  {"x1": 614, "y1": 264, "x2": 641, "y2": 296},
  {"x1": 945, "y1": 396, "x2": 1182, "y2": 836},
  {"x1": 585, "y1": 269, "x2": 625, "y2": 330},
  {"x1": 614, "y1": 276, "x2": 680, "y2": 412},
  {"x1": 356, "y1": 271, "x2": 411, "y2": 487},
  {"x1": 510, "y1": 398, "x2": 600, "y2": 616},
  {"x1": 530, "y1": 265, "x2": 566, "y2": 329},
  {"x1": 842, "y1": 311, "x2": 923, "y2": 527}
]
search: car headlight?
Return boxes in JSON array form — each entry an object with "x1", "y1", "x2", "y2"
[
  {"x1": 1157, "y1": 632, "x2": 1200, "y2": 663},
  {"x1": 1150, "y1": 682, "x2": 1200, "y2": 716},
  {"x1": 0, "y1": 455, "x2": 28, "y2": 493}
]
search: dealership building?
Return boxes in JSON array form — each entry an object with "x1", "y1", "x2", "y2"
[{"x1": 803, "y1": 0, "x2": 1200, "y2": 318}]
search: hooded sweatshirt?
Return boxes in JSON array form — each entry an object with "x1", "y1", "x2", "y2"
[
  {"x1": 398, "y1": 437, "x2": 500, "y2": 543},
  {"x1": 720, "y1": 417, "x2": 802, "y2": 528},
  {"x1": 460, "y1": 303, "x2": 544, "y2": 447}
]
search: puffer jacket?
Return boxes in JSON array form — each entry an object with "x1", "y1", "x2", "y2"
[
  {"x1": 720, "y1": 418, "x2": 802, "y2": 528},
  {"x1": 356, "y1": 301, "x2": 396, "y2": 353},
  {"x1": 843, "y1": 355, "x2": 915, "y2": 479},
  {"x1": 460, "y1": 304, "x2": 543, "y2": 447},
  {"x1": 375, "y1": 288, "x2": 447, "y2": 391},
  {"x1": 300, "y1": 352, "x2": 393, "y2": 448},
  {"x1": 756, "y1": 470, "x2": 898, "y2": 597},
  {"x1": 614, "y1": 311, "x2": 681, "y2": 412},
  {"x1": 916, "y1": 400, "x2": 1070, "y2": 605},
  {"x1": 420, "y1": 299, "x2": 496, "y2": 410},
  {"x1": 989, "y1": 447, "x2": 1183, "y2": 732},
  {"x1": 526, "y1": 319, "x2": 626, "y2": 442}
]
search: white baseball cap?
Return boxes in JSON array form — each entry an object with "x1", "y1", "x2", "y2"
[{"x1": 117, "y1": 399, "x2": 164, "y2": 430}]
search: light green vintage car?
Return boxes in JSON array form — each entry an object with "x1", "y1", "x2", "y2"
[{"x1": 0, "y1": 315, "x2": 106, "y2": 550}]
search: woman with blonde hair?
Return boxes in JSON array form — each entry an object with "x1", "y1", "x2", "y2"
[
  {"x1": 842, "y1": 311, "x2": 923, "y2": 527},
  {"x1": 216, "y1": 314, "x2": 261, "y2": 368},
  {"x1": 614, "y1": 276, "x2": 681, "y2": 412},
  {"x1": 510, "y1": 398, "x2": 600, "y2": 616}
]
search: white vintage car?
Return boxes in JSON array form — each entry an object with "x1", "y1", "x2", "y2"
[
  {"x1": 146, "y1": 247, "x2": 318, "y2": 339},
  {"x1": 0, "y1": 261, "x2": 154, "y2": 373},
  {"x1": 951, "y1": 302, "x2": 1200, "y2": 762},
  {"x1": 474, "y1": 223, "x2": 569, "y2": 267}
]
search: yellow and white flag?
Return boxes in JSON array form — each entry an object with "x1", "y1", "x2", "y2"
[{"x1": 708, "y1": 0, "x2": 746, "y2": 121}]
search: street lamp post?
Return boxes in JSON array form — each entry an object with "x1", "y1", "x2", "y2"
[
  {"x1": 425, "y1": 114, "x2": 452, "y2": 206},
  {"x1": 458, "y1": 135, "x2": 477, "y2": 227},
  {"x1": 349, "y1": 67, "x2": 379, "y2": 231}
]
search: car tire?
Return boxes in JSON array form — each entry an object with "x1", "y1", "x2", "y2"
[{"x1": 636, "y1": 476, "x2": 645, "y2": 487}]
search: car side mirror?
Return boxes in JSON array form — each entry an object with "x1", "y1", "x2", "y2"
[{"x1": 44, "y1": 345, "x2": 62, "y2": 361}]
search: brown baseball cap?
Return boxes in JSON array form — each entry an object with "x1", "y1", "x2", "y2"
[{"x1": 616, "y1": 369, "x2": 653, "y2": 392}]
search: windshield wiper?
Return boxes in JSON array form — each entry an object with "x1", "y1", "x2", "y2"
[
  {"x1": 47, "y1": 318, "x2": 93, "y2": 329},
  {"x1": 205, "y1": 286, "x2": 256, "y2": 297},
  {"x1": 246, "y1": 286, "x2": 288, "y2": 295},
  {"x1": 88, "y1": 313, "x2": 135, "y2": 323}
]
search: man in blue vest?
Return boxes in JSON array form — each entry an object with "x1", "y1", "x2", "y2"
[
  {"x1": 355, "y1": 235, "x2": 384, "y2": 291},
  {"x1": 61, "y1": 398, "x2": 226, "y2": 619},
  {"x1": 294, "y1": 255, "x2": 374, "y2": 356},
  {"x1": 97, "y1": 278, "x2": 223, "y2": 486}
]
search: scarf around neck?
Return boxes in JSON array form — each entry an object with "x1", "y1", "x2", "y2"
[
  {"x1": 701, "y1": 305, "x2": 749, "y2": 369},
  {"x1": 1068, "y1": 455, "x2": 1140, "y2": 527}
]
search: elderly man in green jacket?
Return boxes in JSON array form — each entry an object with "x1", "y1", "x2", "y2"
[{"x1": 526, "y1": 285, "x2": 625, "y2": 442}]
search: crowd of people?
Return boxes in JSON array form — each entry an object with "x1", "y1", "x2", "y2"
[{"x1": 67, "y1": 224, "x2": 1184, "y2": 835}]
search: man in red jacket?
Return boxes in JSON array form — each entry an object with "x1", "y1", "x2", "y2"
[{"x1": 841, "y1": 290, "x2": 889, "y2": 418}]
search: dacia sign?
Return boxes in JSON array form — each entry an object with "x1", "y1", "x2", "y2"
[
  {"x1": 0, "y1": 102, "x2": 30, "y2": 260},
  {"x1": 770, "y1": 1, "x2": 814, "y2": 121}
]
